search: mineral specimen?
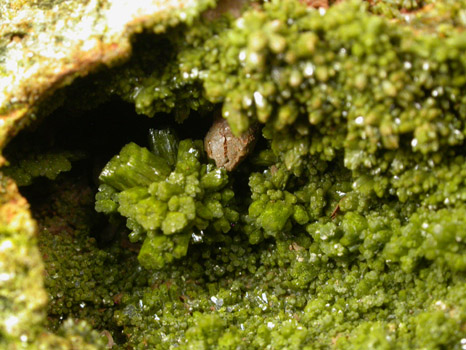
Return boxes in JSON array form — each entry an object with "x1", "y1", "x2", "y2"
[{"x1": 1, "y1": 0, "x2": 466, "y2": 349}]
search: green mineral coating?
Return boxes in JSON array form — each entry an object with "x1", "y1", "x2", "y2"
[
  {"x1": 107, "y1": 232, "x2": 466, "y2": 350},
  {"x1": 3, "y1": 150, "x2": 85, "y2": 187},
  {"x1": 40, "y1": 226, "x2": 146, "y2": 332},
  {"x1": 4, "y1": 0, "x2": 466, "y2": 349}
]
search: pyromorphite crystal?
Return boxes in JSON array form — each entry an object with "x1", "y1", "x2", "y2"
[
  {"x1": 99, "y1": 142, "x2": 171, "y2": 191},
  {"x1": 2, "y1": 0, "x2": 466, "y2": 349},
  {"x1": 2, "y1": 150, "x2": 85, "y2": 187},
  {"x1": 162, "y1": 211, "x2": 188, "y2": 234},
  {"x1": 96, "y1": 129, "x2": 239, "y2": 269},
  {"x1": 259, "y1": 201, "x2": 293, "y2": 233}
]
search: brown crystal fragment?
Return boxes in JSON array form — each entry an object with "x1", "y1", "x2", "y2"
[{"x1": 205, "y1": 113, "x2": 258, "y2": 171}]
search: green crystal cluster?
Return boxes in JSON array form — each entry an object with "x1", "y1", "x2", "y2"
[
  {"x1": 84, "y1": 1, "x2": 466, "y2": 347},
  {"x1": 96, "y1": 129, "x2": 238, "y2": 269},
  {"x1": 3, "y1": 150, "x2": 84, "y2": 186},
  {"x1": 107, "y1": 232, "x2": 466, "y2": 350}
]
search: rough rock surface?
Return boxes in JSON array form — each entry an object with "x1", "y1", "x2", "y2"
[{"x1": 0, "y1": 0, "x2": 213, "y2": 163}]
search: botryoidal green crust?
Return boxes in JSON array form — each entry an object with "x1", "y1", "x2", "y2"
[{"x1": 3, "y1": 0, "x2": 466, "y2": 349}]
